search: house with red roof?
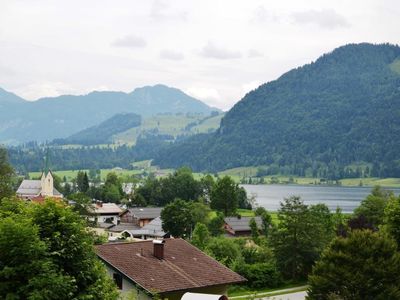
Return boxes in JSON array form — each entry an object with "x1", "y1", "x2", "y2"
[{"x1": 96, "y1": 239, "x2": 246, "y2": 300}]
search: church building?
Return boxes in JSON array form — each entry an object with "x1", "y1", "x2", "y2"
[{"x1": 16, "y1": 154, "x2": 63, "y2": 201}]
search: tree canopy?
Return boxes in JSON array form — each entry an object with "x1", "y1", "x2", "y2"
[
  {"x1": 307, "y1": 230, "x2": 400, "y2": 300},
  {"x1": 270, "y1": 196, "x2": 334, "y2": 280},
  {"x1": 0, "y1": 198, "x2": 118, "y2": 300},
  {"x1": 0, "y1": 147, "x2": 15, "y2": 201}
]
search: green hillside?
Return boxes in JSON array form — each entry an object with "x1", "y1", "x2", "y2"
[
  {"x1": 155, "y1": 43, "x2": 400, "y2": 178},
  {"x1": 113, "y1": 113, "x2": 224, "y2": 145},
  {"x1": 56, "y1": 113, "x2": 141, "y2": 145}
]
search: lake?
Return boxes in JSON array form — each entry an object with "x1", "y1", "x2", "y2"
[{"x1": 241, "y1": 184, "x2": 400, "y2": 213}]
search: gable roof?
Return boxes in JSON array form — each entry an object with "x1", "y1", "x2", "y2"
[
  {"x1": 16, "y1": 179, "x2": 62, "y2": 197},
  {"x1": 90, "y1": 203, "x2": 122, "y2": 215},
  {"x1": 224, "y1": 216, "x2": 263, "y2": 232},
  {"x1": 124, "y1": 207, "x2": 163, "y2": 219},
  {"x1": 123, "y1": 217, "x2": 166, "y2": 238},
  {"x1": 108, "y1": 223, "x2": 141, "y2": 233},
  {"x1": 17, "y1": 180, "x2": 41, "y2": 196},
  {"x1": 96, "y1": 239, "x2": 245, "y2": 294}
]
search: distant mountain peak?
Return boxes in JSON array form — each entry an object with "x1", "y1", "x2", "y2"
[
  {"x1": 0, "y1": 87, "x2": 25, "y2": 104},
  {"x1": 0, "y1": 84, "x2": 219, "y2": 143}
]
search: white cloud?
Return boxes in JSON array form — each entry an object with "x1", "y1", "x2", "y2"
[
  {"x1": 200, "y1": 41, "x2": 242, "y2": 60},
  {"x1": 160, "y1": 49, "x2": 184, "y2": 61},
  {"x1": 112, "y1": 35, "x2": 147, "y2": 48},
  {"x1": 17, "y1": 82, "x2": 77, "y2": 100},
  {"x1": 252, "y1": 6, "x2": 280, "y2": 23},
  {"x1": 0, "y1": 0, "x2": 398, "y2": 109},
  {"x1": 291, "y1": 9, "x2": 350, "y2": 29},
  {"x1": 248, "y1": 49, "x2": 263, "y2": 58},
  {"x1": 150, "y1": 0, "x2": 187, "y2": 21},
  {"x1": 185, "y1": 87, "x2": 220, "y2": 102}
]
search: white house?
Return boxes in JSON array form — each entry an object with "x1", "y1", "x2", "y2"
[{"x1": 88, "y1": 202, "x2": 122, "y2": 225}]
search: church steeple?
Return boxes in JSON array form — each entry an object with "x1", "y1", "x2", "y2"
[
  {"x1": 44, "y1": 148, "x2": 50, "y2": 176},
  {"x1": 41, "y1": 148, "x2": 54, "y2": 196}
]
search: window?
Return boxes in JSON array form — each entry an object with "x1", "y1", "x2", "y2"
[{"x1": 113, "y1": 273, "x2": 123, "y2": 289}]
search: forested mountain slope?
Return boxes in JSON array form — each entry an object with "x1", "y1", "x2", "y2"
[
  {"x1": 155, "y1": 43, "x2": 400, "y2": 178},
  {"x1": 54, "y1": 113, "x2": 142, "y2": 145}
]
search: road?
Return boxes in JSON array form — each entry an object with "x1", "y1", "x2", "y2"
[
  {"x1": 261, "y1": 291, "x2": 307, "y2": 300},
  {"x1": 230, "y1": 287, "x2": 308, "y2": 300}
]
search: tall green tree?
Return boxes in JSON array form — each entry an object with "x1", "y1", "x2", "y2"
[
  {"x1": 255, "y1": 207, "x2": 272, "y2": 237},
  {"x1": 102, "y1": 172, "x2": 123, "y2": 203},
  {"x1": 0, "y1": 198, "x2": 118, "y2": 299},
  {"x1": 270, "y1": 197, "x2": 334, "y2": 280},
  {"x1": 0, "y1": 147, "x2": 14, "y2": 201},
  {"x1": 208, "y1": 212, "x2": 225, "y2": 236},
  {"x1": 29, "y1": 200, "x2": 118, "y2": 299},
  {"x1": 307, "y1": 230, "x2": 400, "y2": 300},
  {"x1": 200, "y1": 174, "x2": 215, "y2": 203},
  {"x1": 0, "y1": 215, "x2": 75, "y2": 299},
  {"x1": 354, "y1": 186, "x2": 393, "y2": 227},
  {"x1": 160, "y1": 198, "x2": 193, "y2": 238},
  {"x1": 383, "y1": 195, "x2": 400, "y2": 246},
  {"x1": 249, "y1": 217, "x2": 259, "y2": 243},
  {"x1": 191, "y1": 223, "x2": 210, "y2": 250},
  {"x1": 210, "y1": 176, "x2": 239, "y2": 216}
]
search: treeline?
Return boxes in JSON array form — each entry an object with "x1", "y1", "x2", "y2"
[
  {"x1": 7, "y1": 135, "x2": 169, "y2": 174},
  {"x1": 131, "y1": 167, "x2": 251, "y2": 209}
]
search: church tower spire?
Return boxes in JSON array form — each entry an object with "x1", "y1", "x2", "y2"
[{"x1": 44, "y1": 148, "x2": 50, "y2": 176}]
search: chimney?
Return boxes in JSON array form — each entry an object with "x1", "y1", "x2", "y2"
[{"x1": 153, "y1": 239, "x2": 165, "y2": 260}]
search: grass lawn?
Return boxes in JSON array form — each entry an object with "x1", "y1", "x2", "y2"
[{"x1": 237, "y1": 209, "x2": 279, "y2": 224}]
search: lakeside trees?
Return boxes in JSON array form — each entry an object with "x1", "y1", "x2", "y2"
[
  {"x1": 269, "y1": 197, "x2": 334, "y2": 281},
  {"x1": 353, "y1": 185, "x2": 394, "y2": 227},
  {"x1": 307, "y1": 187, "x2": 400, "y2": 299},
  {"x1": 135, "y1": 169, "x2": 252, "y2": 212}
]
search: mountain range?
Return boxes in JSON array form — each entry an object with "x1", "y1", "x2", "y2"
[
  {"x1": 0, "y1": 84, "x2": 219, "y2": 144},
  {"x1": 154, "y1": 43, "x2": 400, "y2": 177}
]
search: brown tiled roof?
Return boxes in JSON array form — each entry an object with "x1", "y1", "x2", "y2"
[{"x1": 96, "y1": 239, "x2": 246, "y2": 294}]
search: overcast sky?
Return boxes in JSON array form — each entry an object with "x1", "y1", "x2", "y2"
[{"x1": 0, "y1": 0, "x2": 399, "y2": 110}]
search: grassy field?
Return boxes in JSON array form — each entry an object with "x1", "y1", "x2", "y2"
[
  {"x1": 113, "y1": 114, "x2": 222, "y2": 145},
  {"x1": 215, "y1": 166, "x2": 400, "y2": 187},
  {"x1": 30, "y1": 168, "x2": 145, "y2": 181},
  {"x1": 339, "y1": 177, "x2": 400, "y2": 187},
  {"x1": 190, "y1": 114, "x2": 224, "y2": 134}
]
